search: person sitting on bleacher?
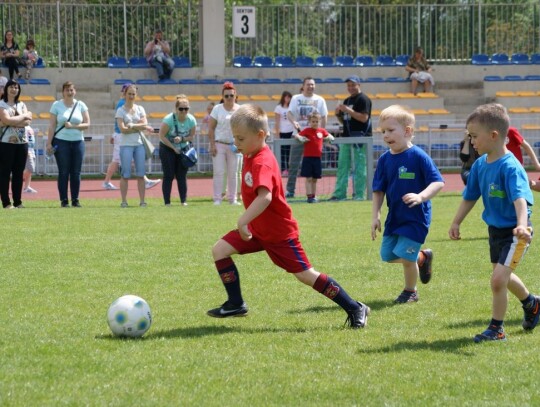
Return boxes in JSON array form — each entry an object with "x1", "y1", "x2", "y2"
[
  {"x1": 144, "y1": 28, "x2": 175, "y2": 80},
  {"x1": 405, "y1": 47, "x2": 435, "y2": 95},
  {"x1": 22, "y1": 39, "x2": 39, "y2": 80}
]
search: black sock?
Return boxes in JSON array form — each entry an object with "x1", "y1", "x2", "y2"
[
  {"x1": 489, "y1": 318, "x2": 503, "y2": 329},
  {"x1": 521, "y1": 294, "x2": 536, "y2": 309},
  {"x1": 313, "y1": 273, "x2": 359, "y2": 311},
  {"x1": 215, "y1": 257, "x2": 243, "y2": 305}
]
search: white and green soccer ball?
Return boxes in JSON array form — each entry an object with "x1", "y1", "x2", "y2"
[{"x1": 107, "y1": 295, "x2": 152, "y2": 338}]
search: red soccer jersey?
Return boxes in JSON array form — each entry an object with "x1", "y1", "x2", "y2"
[
  {"x1": 299, "y1": 127, "x2": 330, "y2": 157},
  {"x1": 241, "y1": 145, "x2": 299, "y2": 243},
  {"x1": 506, "y1": 126, "x2": 524, "y2": 164}
]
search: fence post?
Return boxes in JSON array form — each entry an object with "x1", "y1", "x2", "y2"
[
  {"x1": 123, "y1": 1, "x2": 128, "y2": 60},
  {"x1": 57, "y1": 1, "x2": 62, "y2": 68}
]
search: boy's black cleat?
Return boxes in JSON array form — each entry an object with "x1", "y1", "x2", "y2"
[
  {"x1": 345, "y1": 302, "x2": 370, "y2": 329},
  {"x1": 473, "y1": 325, "x2": 506, "y2": 343},
  {"x1": 207, "y1": 301, "x2": 248, "y2": 318},
  {"x1": 522, "y1": 295, "x2": 540, "y2": 331},
  {"x1": 418, "y1": 249, "x2": 433, "y2": 284}
]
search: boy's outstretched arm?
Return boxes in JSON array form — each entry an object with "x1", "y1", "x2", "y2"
[
  {"x1": 513, "y1": 197, "x2": 532, "y2": 243},
  {"x1": 402, "y1": 181, "x2": 445, "y2": 208},
  {"x1": 237, "y1": 186, "x2": 272, "y2": 241},
  {"x1": 448, "y1": 199, "x2": 477, "y2": 240},
  {"x1": 371, "y1": 191, "x2": 384, "y2": 240}
]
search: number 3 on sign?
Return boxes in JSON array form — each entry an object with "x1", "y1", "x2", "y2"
[{"x1": 233, "y1": 6, "x2": 256, "y2": 38}]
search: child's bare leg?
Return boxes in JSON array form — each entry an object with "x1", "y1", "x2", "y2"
[
  {"x1": 491, "y1": 264, "x2": 513, "y2": 321},
  {"x1": 212, "y1": 239, "x2": 238, "y2": 261},
  {"x1": 388, "y1": 258, "x2": 418, "y2": 291},
  {"x1": 312, "y1": 179, "x2": 318, "y2": 198},
  {"x1": 305, "y1": 178, "x2": 313, "y2": 196}
]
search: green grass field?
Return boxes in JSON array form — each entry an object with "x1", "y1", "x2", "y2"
[{"x1": 1, "y1": 194, "x2": 539, "y2": 406}]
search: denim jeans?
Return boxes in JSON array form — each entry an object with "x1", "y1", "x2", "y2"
[
  {"x1": 159, "y1": 143, "x2": 188, "y2": 204},
  {"x1": 150, "y1": 57, "x2": 175, "y2": 79},
  {"x1": 54, "y1": 139, "x2": 85, "y2": 202},
  {"x1": 119, "y1": 144, "x2": 146, "y2": 178}
]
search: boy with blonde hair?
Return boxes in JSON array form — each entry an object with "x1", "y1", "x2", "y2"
[
  {"x1": 372, "y1": 105, "x2": 444, "y2": 303},
  {"x1": 207, "y1": 104, "x2": 370, "y2": 329},
  {"x1": 449, "y1": 103, "x2": 538, "y2": 343}
]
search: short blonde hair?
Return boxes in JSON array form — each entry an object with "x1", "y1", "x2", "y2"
[
  {"x1": 230, "y1": 104, "x2": 269, "y2": 135},
  {"x1": 379, "y1": 105, "x2": 416, "y2": 129},
  {"x1": 175, "y1": 94, "x2": 189, "y2": 107},
  {"x1": 466, "y1": 103, "x2": 509, "y2": 139}
]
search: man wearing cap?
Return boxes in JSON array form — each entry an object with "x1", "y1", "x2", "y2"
[
  {"x1": 144, "y1": 29, "x2": 175, "y2": 80},
  {"x1": 286, "y1": 77, "x2": 328, "y2": 198},
  {"x1": 329, "y1": 75, "x2": 372, "y2": 201}
]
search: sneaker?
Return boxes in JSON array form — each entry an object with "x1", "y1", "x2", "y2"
[
  {"x1": 522, "y1": 295, "x2": 540, "y2": 331},
  {"x1": 418, "y1": 249, "x2": 433, "y2": 284},
  {"x1": 23, "y1": 187, "x2": 38, "y2": 193},
  {"x1": 72, "y1": 200, "x2": 82, "y2": 208},
  {"x1": 207, "y1": 301, "x2": 248, "y2": 318},
  {"x1": 145, "y1": 179, "x2": 161, "y2": 189},
  {"x1": 473, "y1": 325, "x2": 506, "y2": 343},
  {"x1": 345, "y1": 302, "x2": 371, "y2": 329},
  {"x1": 394, "y1": 290, "x2": 419, "y2": 304},
  {"x1": 120, "y1": 202, "x2": 128, "y2": 208},
  {"x1": 102, "y1": 182, "x2": 119, "y2": 190},
  {"x1": 61, "y1": 200, "x2": 70, "y2": 208},
  {"x1": 181, "y1": 202, "x2": 188, "y2": 206},
  {"x1": 139, "y1": 202, "x2": 147, "y2": 207},
  {"x1": 307, "y1": 197, "x2": 318, "y2": 203},
  {"x1": 213, "y1": 200, "x2": 221, "y2": 206},
  {"x1": 4, "y1": 204, "x2": 14, "y2": 209},
  {"x1": 328, "y1": 196, "x2": 343, "y2": 202},
  {"x1": 285, "y1": 192, "x2": 295, "y2": 198},
  {"x1": 230, "y1": 200, "x2": 241, "y2": 205},
  {"x1": 165, "y1": 203, "x2": 172, "y2": 207},
  {"x1": 15, "y1": 204, "x2": 25, "y2": 209}
]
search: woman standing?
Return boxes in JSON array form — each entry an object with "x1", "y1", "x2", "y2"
[
  {"x1": 1, "y1": 31, "x2": 21, "y2": 80},
  {"x1": 47, "y1": 81, "x2": 90, "y2": 207},
  {"x1": 158, "y1": 94, "x2": 196, "y2": 206},
  {"x1": 273, "y1": 91, "x2": 294, "y2": 176},
  {"x1": 0, "y1": 80, "x2": 32, "y2": 208},
  {"x1": 116, "y1": 84, "x2": 153, "y2": 208},
  {"x1": 208, "y1": 82, "x2": 241, "y2": 205}
]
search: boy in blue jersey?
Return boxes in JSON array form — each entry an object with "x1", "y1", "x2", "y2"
[
  {"x1": 371, "y1": 105, "x2": 445, "y2": 303},
  {"x1": 449, "y1": 103, "x2": 538, "y2": 343}
]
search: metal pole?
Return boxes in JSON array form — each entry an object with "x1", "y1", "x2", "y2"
[
  {"x1": 57, "y1": 1, "x2": 62, "y2": 68},
  {"x1": 294, "y1": 3, "x2": 298, "y2": 57},
  {"x1": 123, "y1": 2, "x2": 128, "y2": 60}
]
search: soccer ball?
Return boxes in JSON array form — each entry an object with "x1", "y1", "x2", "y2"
[{"x1": 107, "y1": 295, "x2": 152, "y2": 338}]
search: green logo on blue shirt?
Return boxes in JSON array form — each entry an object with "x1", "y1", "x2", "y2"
[
  {"x1": 398, "y1": 166, "x2": 415, "y2": 179},
  {"x1": 488, "y1": 183, "x2": 506, "y2": 198}
]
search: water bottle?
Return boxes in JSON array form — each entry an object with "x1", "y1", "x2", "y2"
[{"x1": 45, "y1": 146, "x2": 56, "y2": 161}]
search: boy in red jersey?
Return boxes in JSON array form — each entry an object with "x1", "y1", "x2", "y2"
[
  {"x1": 207, "y1": 104, "x2": 370, "y2": 328},
  {"x1": 297, "y1": 111, "x2": 334, "y2": 203}
]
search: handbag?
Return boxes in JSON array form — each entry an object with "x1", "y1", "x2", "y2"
[
  {"x1": 180, "y1": 143, "x2": 198, "y2": 168},
  {"x1": 140, "y1": 131, "x2": 156, "y2": 160}
]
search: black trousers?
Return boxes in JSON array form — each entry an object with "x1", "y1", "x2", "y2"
[
  {"x1": 159, "y1": 143, "x2": 188, "y2": 204},
  {"x1": 0, "y1": 142, "x2": 28, "y2": 207}
]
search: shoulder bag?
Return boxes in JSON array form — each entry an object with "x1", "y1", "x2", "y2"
[
  {"x1": 51, "y1": 101, "x2": 79, "y2": 146},
  {"x1": 140, "y1": 131, "x2": 155, "y2": 160},
  {"x1": 172, "y1": 115, "x2": 198, "y2": 168}
]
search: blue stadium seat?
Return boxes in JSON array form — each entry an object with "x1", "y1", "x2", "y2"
[
  {"x1": 354, "y1": 55, "x2": 374, "y2": 66},
  {"x1": 511, "y1": 53, "x2": 530, "y2": 64},
  {"x1": 199, "y1": 78, "x2": 221, "y2": 84},
  {"x1": 107, "y1": 56, "x2": 129, "y2": 68},
  {"x1": 483, "y1": 75, "x2": 503, "y2": 81},
  {"x1": 262, "y1": 78, "x2": 282, "y2": 83},
  {"x1": 322, "y1": 77, "x2": 343, "y2": 83},
  {"x1": 253, "y1": 56, "x2": 273, "y2": 67},
  {"x1": 135, "y1": 79, "x2": 157, "y2": 84},
  {"x1": 531, "y1": 53, "x2": 540, "y2": 64},
  {"x1": 274, "y1": 55, "x2": 294, "y2": 67},
  {"x1": 431, "y1": 143, "x2": 449, "y2": 150},
  {"x1": 503, "y1": 75, "x2": 525, "y2": 81},
  {"x1": 173, "y1": 56, "x2": 191, "y2": 67},
  {"x1": 315, "y1": 55, "x2": 334, "y2": 67},
  {"x1": 18, "y1": 78, "x2": 27, "y2": 85},
  {"x1": 35, "y1": 57, "x2": 45, "y2": 68},
  {"x1": 295, "y1": 56, "x2": 315, "y2": 67},
  {"x1": 375, "y1": 55, "x2": 396, "y2": 66},
  {"x1": 29, "y1": 78, "x2": 51, "y2": 85},
  {"x1": 129, "y1": 56, "x2": 148, "y2": 68},
  {"x1": 365, "y1": 77, "x2": 385, "y2": 82},
  {"x1": 178, "y1": 78, "x2": 199, "y2": 85},
  {"x1": 395, "y1": 54, "x2": 410, "y2": 66},
  {"x1": 525, "y1": 75, "x2": 540, "y2": 81},
  {"x1": 114, "y1": 79, "x2": 132, "y2": 85},
  {"x1": 335, "y1": 55, "x2": 354, "y2": 67},
  {"x1": 283, "y1": 78, "x2": 302, "y2": 84},
  {"x1": 471, "y1": 53, "x2": 490, "y2": 65},
  {"x1": 491, "y1": 53, "x2": 510, "y2": 64},
  {"x1": 222, "y1": 78, "x2": 239, "y2": 84},
  {"x1": 416, "y1": 144, "x2": 428, "y2": 151},
  {"x1": 373, "y1": 145, "x2": 388, "y2": 151},
  {"x1": 233, "y1": 55, "x2": 252, "y2": 67},
  {"x1": 240, "y1": 78, "x2": 263, "y2": 84},
  {"x1": 450, "y1": 143, "x2": 461, "y2": 150},
  {"x1": 386, "y1": 77, "x2": 408, "y2": 82},
  {"x1": 157, "y1": 78, "x2": 177, "y2": 84}
]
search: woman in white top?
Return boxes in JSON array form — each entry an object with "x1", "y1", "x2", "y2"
[
  {"x1": 47, "y1": 81, "x2": 90, "y2": 208},
  {"x1": 0, "y1": 79, "x2": 33, "y2": 208},
  {"x1": 273, "y1": 91, "x2": 294, "y2": 176},
  {"x1": 208, "y1": 82, "x2": 241, "y2": 205},
  {"x1": 116, "y1": 84, "x2": 153, "y2": 208}
]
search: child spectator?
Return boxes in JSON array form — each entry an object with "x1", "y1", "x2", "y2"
[
  {"x1": 207, "y1": 104, "x2": 370, "y2": 329},
  {"x1": 23, "y1": 126, "x2": 37, "y2": 193},
  {"x1": 22, "y1": 39, "x2": 38, "y2": 80},
  {"x1": 200, "y1": 102, "x2": 215, "y2": 136},
  {"x1": 296, "y1": 111, "x2": 334, "y2": 203},
  {"x1": 371, "y1": 105, "x2": 444, "y2": 303},
  {"x1": 449, "y1": 103, "x2": 538, "y2": 343}
]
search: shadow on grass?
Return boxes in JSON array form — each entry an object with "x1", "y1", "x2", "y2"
[
  {"x1": 289, "y1": 299, "x2": 391, "y2": 315},
  {"x1": 358, "y1": 336, "x2": 476, "y2": 355},
  {"x1": 448, "y1": 317, "x2": 523, "y2": 329}
]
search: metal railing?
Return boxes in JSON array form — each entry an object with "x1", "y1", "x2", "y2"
[{"x1": 0, "y1": 1, "x2": 538, "y2": 67}]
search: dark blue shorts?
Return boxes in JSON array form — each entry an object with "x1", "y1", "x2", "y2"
[
  {"x1": 300, "y1": 156, "x2": 322, "y2": 179},
  {"x1": 488, "y1": 225, "x2": 533, "y2": 270}
]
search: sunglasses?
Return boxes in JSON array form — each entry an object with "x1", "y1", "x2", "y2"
[
  {"x1": 177, "y1": 107, "x2": 190, "y2": 111},
  {"x1": 223, "y1": 94, "x2": 235, "y2": 99}
]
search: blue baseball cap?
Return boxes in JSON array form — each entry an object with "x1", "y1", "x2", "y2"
[{"x1": 345, "y1": 76, "x2": 361, "y2": 83}]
